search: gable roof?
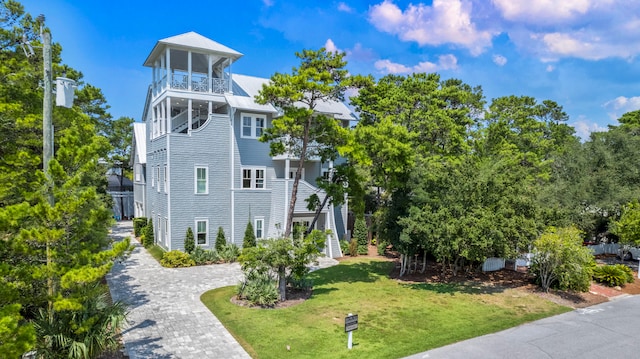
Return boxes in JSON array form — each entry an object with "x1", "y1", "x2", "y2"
[
  {"x1": 228, "y1": 73, "x2": 355, "y2": 120},
  {"x1": 143, "y1": 31, "x2": 243, "y2": 67}
]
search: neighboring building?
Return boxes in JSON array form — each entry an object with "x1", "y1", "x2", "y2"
[
  {"x1": 131, "y1": 32, "x2": 354, "y2": 258},
  {"x1": 107, "y1": 171, "x2": 134, "y2": 220}
]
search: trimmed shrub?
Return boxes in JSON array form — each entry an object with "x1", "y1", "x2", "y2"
[
  {"x1": 354, "y1": 217, "x2": 368, "y2": 247},
  {"x1": 133, "y1": 217, "x2": 147, "y2": 237},
  {"x1": 593, "y1": 264, "x2": 635, "y2": 287},
  {"x1": 348, "y1": 239, "x2": 358, "y2": 257},
  {"x1": 184, "y1": 227, "x2": 195, "y2": 254},
  {"x1": 190, "y1": 246, "x2": 220, "y2": 265},
  {"x1": 237, "y1": 271, "x2": 278, "y2": 307},
  {"x1": 143, "y1": 220, "x2": 154, "y2": 248},
  {"x1": 215, "y1": 227, "x2": 226, "y2": 252},
  {"x1": 358, "y1": 245, "x2": 369, "y2": 255},
  {"x1": 160, "y1": 250, "x2": 195, "y2": 268},
  {"x1": 243, "y1": 221, "x2": 256, "y2": 249},
  {"x1": 218, "y1": 243, "x2": 240, "y2": 263}
]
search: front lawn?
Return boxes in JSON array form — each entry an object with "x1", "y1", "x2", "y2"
[{"x1": 201, "y1": 257, "x2": 570, "y2": 359}]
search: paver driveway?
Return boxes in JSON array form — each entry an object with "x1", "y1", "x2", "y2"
[{"x1": 106, "y1": 221, "x2": 250, "y2": 359}]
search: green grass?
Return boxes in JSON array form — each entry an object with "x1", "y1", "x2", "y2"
[
  {"x1": 202, "y1": 257, "x2": 571, "y2": 359},
  {"x1": 146, "y1": 245, "x2": 165, "y2": 263}
]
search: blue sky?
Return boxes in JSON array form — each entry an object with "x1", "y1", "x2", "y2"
[{"x1": 20, "y1": 0, "x2": 640, "y2": 139}]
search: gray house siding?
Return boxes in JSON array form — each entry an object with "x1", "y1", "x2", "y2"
[{"x1": 168, "y1": 114, "x2": 232, "y2": 251}]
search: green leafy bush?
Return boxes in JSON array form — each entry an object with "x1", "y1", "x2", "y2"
[
  {"x1": 133, "y1": 217, "x2": 147, "y2": 237},
  {"x1": 348, "y1": 240, "x2": 358, "y2": 257},
  {"x1": 358, "y1": 245, "x2": 369, "y2": 255},
  {"x1": 377, "y1": 240, "x2": 388, "y2": 256},
  {"x1": 339, "y1": 240, "x2": 349, "y2": 255},
  {"x1": 160, "y1": 250, "x2": 195, "y2": 268},
  {"x1": 237, "y1": 271, "x2": 278, "y2": 307},
  {"x1": 218, "y1": 243, "x2": 240, "y2": 263},
  {"x1": 354, "y1": 217, "x2": 368, "y2": 247},
  {"x1": 143, "y1": 219, "x2": 154, "y2": 248},
  {"x1": 190, "y1": 246, "x2": 219, "y2": 265},
  {"x1": 184, "y1": 227, "x2": 195, "y2": 254},
  {"x1": 593, "y1": 264, "x2": 635, "y2": 287},
  {"x1": 371, "y1": 237, "x2": 377, "y2": 246}
]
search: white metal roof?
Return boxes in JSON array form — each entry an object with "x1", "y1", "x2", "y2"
[
  {"x1": 229, "y1": 73, "x2": 355, "y2": 120},
  {"x1": 132, "y1": 122, "x2": 147, "y2": 164},
  {"x1": 143, "y1": 31, "x2": 243, "y2": 67}
]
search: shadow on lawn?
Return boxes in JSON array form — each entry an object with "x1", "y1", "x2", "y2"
[
  {"x1": 309, "y1": 260, "x2": 393, "y2": 286},
  {"x1": 401, "y1": 282, "x2": 510, "y2": 295}
]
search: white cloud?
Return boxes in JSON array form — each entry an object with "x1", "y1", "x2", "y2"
[
  {"x1": 346, "y1": 43, "x2": 376, "y2": 62},
  {"x1": 368, "y1": 0, "x2": 493, "y2": 56},
  {"x1": 338, "y1": 2, "x2": 354, "y2": 13},
  {"x1": 571, "y1": 116, "x2": 608, "y2": 140},
  {"x1": 375, "y1": 54, "x2": 458, "y2": 74},
  {"x1": 324, "y1": 39, "x2": 340, "y2": 53},
  {"x1": 604, "y1": 96, "x2": 640, "y2": 120},
  {"x1": 492, "y1": 0, "x2": 594, "y2": 24},
  {"x1": 546, "y1": 64, "x2": 555, "y2": 72},
  {"x1": 262, "y1": 0, "x2": 274, "y2": 7},
  {"x1": 492, "y1": 54, "x2": 507, "y2": 66}
]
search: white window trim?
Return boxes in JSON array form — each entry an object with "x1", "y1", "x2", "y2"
[
  {"x1": 289, "y1": 167, "x2": 305, "y2": 181},
  {"x1": 240, "y1": 112, "x2": 266, "y2": 139},
  {"x1": 255, "y1": 217, "x2": 264, "y2": 239},
  {"x1": 156, "y1": 167, "x2": 160, "y2": 192},
  {"x1": 195, "y1": 218, "x2": 209, "y2": 246},
  {"x1": 151, "y1": 165, "x2": 155, "y2": 187},
  {"x1": 163, "y1": 165, "x2": 168, "y2": 194},
  {"x1": 195, "y1": 166, "x2": 208, "y2": 194},
  {"x1": 164, "y1": 217, "x2": 169, "y2": 245},
  {"x1": 241, "y1": 166, "x2": 267, "y2": 189}
]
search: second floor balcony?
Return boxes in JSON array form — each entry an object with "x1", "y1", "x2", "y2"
[{"x1": 155, "y1": 71, "x2": 230, "y2": 95}]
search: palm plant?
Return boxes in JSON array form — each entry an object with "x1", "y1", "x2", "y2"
[{"x1": 33, "y1": 283, "x2": 127, "y2": 359}]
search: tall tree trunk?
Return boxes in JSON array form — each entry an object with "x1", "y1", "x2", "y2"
[{"x1": 284, "y1": 117, "x2": 311, "y2": 238}]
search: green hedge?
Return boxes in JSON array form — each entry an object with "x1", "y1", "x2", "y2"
[{"x1": 133, "y1": 217, "x2": 147, "y2": 237}]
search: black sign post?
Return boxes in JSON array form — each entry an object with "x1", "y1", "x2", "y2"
[{"x1": 345, "y1": 313, "x2": 358, "y2": 349}]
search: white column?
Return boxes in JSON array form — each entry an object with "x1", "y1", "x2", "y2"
[
  {"x1": 165, "y1": 48, "x2": 170, "y2": 90},
  {"x1": 165, "y1": 97, "x2": 171, "y2": 134},
  {"x1": 187, "y1": 51, "x2": 192, "y2": 91},
  {"x1": 228, "y1": 59, "x2": 233, "y2": 93},
  {"x1": 208, "y1": 54, "x2": 213, "y2": 94}
]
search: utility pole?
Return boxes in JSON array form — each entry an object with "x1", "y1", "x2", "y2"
[
  {"x1": 40, "y1": 15, "x2": 55, "y2": 319},
  {"x1": 42, "y1": 18, "x2": 54, "y2": 206}
]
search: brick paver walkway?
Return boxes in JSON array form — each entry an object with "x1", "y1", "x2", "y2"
[{"x1": 107, "y1": 221, "x2": 338, "y2": 358}]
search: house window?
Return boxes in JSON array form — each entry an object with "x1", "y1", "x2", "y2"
[
  {"x1": 241, "y1": 167, "x2": 266, "y2": 189},
  {"x1": 255, "y1": 218, "x2": 264, "y2": 239},
  {"x1": 164, "y1": 217, "x2": 169, "y2": 245},
  {"x1": 156, "y1": 167, "x2": 160, "y2": 192},
  {"x1": 151, "y1": 166, "x2": 155, "y2": 187},
  {"x1": 195, "y1": 166, "x2": 208, "y2": 194},
  {"x1": 135, "y1": 164, "x2": 141, "y2": 182},
  {"x1": 163, "y1": 165, "x2": 168, "y2": 193},
  {"x1": 240, "y1": 113, "x2": 267, "y2": 139},
  {"x1": 196, "y1": 219, "x2": 208, "y2": 245},
  {"x1": 289, "y1": 168, "x2": 305, "y2": 181}
]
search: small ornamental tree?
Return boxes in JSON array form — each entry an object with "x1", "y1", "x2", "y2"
[
  {"x1": 354, "y1": 217, "x2": 368, "y2": 254},
  {"x1": 144, "y1": 219, "x2": 155, "y2": 248},
  {"x1": 243, "y1": 221, "x2": 256, "y2": 249},
  {"x1": 531, "y1": 226, "x2": 595, "y2": 292},
  {"x1": 215, "y1": 227, "x2": 226, "y2": 252},
  {"x1": 184, "y1": 227, "x2": 195, "y2": 254}
]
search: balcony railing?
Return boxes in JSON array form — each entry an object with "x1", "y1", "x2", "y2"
[{"x1": 165, "y1": 72, "x2": 228, "y2": 94}]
